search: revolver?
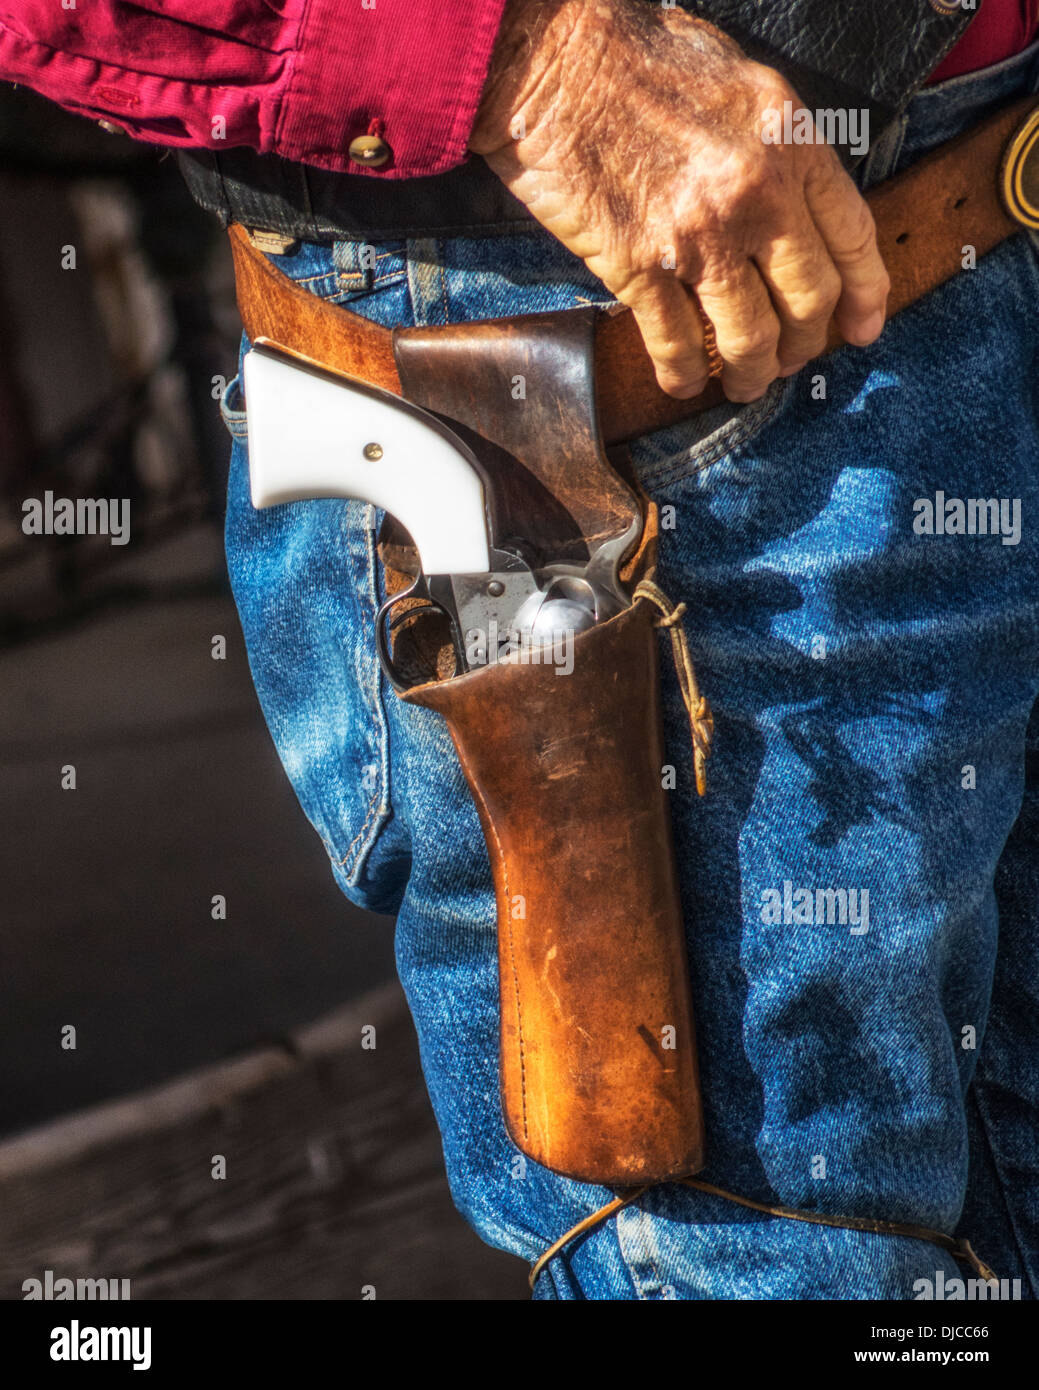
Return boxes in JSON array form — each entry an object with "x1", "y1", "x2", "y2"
[{"x1": 243, "y1": 338, "x2": 640, "y2": 687}]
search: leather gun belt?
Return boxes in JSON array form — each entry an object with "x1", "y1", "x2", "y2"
[{"x1": 230, "y1": 94, "x2": 1039, "y2": 444}]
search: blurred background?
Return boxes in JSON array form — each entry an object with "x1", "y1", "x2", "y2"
[{"x1": 0, "y1": 88, "x2": 526, "y2": 1300}]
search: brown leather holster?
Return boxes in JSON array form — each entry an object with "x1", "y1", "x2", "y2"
[
  {"x1": 402, "y1": 597, "x2": 705, "y2": 1185},
  {"x1": 382, "y1": 310, "x2": 705, "y2": 1185}
]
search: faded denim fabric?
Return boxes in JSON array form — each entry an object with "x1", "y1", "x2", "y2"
[{"x1": 221, "y1": 42, "x2": 1039, "y2": 1299}]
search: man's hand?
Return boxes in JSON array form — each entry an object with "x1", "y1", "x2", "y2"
[{"x1": 470, "y1": 0, "x2": 890, "y2": 402}]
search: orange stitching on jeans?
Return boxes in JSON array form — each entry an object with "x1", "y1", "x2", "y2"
[
  {"x1": 331, "y1": 788, "x2": 384, "y2": 870},
  {"x1": 334, "y1": 508, "x2": 389, "y2": 873}
]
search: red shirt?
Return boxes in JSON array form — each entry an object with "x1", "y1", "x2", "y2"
[
  {"x1": 929, "y1": 0, "x2": 1038, "y2": 82},
  {"x1": 0, "y1": 0, "x2": 507, "y2": 179},
  {"x1": 0, "y1": 2, "x2": 1034, "y2": 179}
]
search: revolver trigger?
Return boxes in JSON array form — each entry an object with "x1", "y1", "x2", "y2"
[{"x1": 375, "y1": 575, "x2": 461, "y2": 691}]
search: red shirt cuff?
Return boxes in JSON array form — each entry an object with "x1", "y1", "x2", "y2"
[{"x1": 275, "y1": 0, "x2": 509, "y2": 177}]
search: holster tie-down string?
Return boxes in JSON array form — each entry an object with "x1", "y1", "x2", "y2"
[
  {"x1": 529, "y1": 1178, "x2": 999, "y2": 1292},
  {"x1": 633, "y1": 578, "x2": 714, "y2": 796}
]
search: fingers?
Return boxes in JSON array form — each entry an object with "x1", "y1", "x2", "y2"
[
  {"x1": 617, "y1": 273, "x2": 711, "y2": 398},
  {"x1": 694, "y1": 261, "x2": 782, "y2": 403},
  {"x1": 700, "y1": 162, "x2": 887, "y2": 398},
  {"x1": 604, "y1": 148, "x2": 888, "y2": 405},
  {"x1": 754, "y1": 213, "x2": 842, "y2": 371},
  {"x1": 805, "y1": 153, "x2": 891, "y2": 346}
]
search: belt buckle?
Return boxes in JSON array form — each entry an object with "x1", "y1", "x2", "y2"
[{"x1": 1000, "y1": 103, "x2": 1039, "y2": 230}]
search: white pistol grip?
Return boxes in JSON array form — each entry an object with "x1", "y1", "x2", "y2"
[{"x1": 242, "y1": 342, "x2": 492, "y2": 576}]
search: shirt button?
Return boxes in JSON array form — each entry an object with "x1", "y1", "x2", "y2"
[{"x1": 348, "y1": 134, "x2": 391, "y2": 168}]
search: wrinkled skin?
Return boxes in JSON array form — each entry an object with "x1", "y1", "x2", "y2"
[{"x1": 470, "y1": 0, "x2": 891, "y2": 402}]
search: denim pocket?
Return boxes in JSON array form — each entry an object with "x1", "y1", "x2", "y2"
[{"x1": 630, "y1": 374, "x2": 798, "y2": 498}]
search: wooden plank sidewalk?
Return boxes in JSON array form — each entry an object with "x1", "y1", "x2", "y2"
[{"x1": 0, "y1": 983, "x2": 528, "y2": 1301}]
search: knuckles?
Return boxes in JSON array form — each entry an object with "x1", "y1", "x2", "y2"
[
  {"x1": 841, "y1": 199, "x2": 884, "y2": 262},
  {"x1": 720, "y1": 318, "x2": 781, "y2": 362},
  {"x1": 652, "y1": 340, "x2": 705, "y2": 369},
  {"x1": 683, "y1": 142, "x2": 803, "y2": 236},
  {"x1": 787, "y1": 271, "x2": 842, "y2": 324}
]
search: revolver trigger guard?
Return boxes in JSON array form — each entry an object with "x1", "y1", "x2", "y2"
[
  {"x1": 375, "y1": 583, "x2": 413, "y2": 692},
  {"x1": 375, "y1": 576, "x2": 462, "y2": 692}
]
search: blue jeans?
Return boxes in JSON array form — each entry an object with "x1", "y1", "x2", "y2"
[{"x1": 221, "y1": 43, "x2": 1039, "y2": 1299}]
